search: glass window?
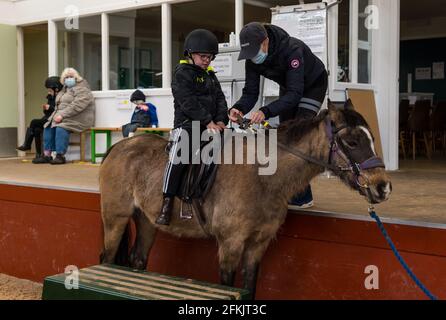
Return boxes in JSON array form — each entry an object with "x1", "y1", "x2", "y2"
[
  {"x1": 337, "y1": 0, "x2": 350, "y2": 82},
  {"x1": 358, "y1": 0, "x2": 372, "y2": 83},
  {"x1": 172, "y1": 0, "x2": 234, "y2": 73},
  {"x1": 57, "y1": 16, "x2": 102, "y2": 91},
  {"x1": 109, "y1": 7, "x2": 162, "y2": 89}
]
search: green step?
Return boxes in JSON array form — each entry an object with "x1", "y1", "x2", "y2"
[{"x1": 42, "y1": 264, "x2": 250, "y2": 300}]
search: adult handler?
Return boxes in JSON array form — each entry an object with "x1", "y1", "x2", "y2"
[{"x1": 229, "y1": 22, "x2": 328, "y2": 209}]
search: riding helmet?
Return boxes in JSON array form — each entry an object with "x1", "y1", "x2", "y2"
[
  {"x1": 45, "y1": 76, "x2": 63, "y2": 91},
  {"x1": 183, "y1": 29, "x2": 219, "y2": 58}
]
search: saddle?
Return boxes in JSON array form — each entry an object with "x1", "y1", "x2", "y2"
[
  {"x1": 166, "y1": 139, "x2": 219, "y2": 223},
  {"x1": 178, "y1": 161, "x2": 218, "y2": 221}
]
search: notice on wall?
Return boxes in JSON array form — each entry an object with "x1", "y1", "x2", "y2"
[
  {"x1": 219, "y1": 82, "x2": 232, "y2": 105},
  {"x1": 116, "y1": 92, "x2": 132, "y2": 110},
  {"x1": 433, "y1": 62, "x2": 445, "y2": 80},
  {"x1": 211, "y1": 54, "x2": 233, "y2": 77},
  {"x1": 275, "y1": 10, "x2": 326, "y2": 54},
  {"x1": 415, "y1": 67, "x2": 431, "y2": 80}
]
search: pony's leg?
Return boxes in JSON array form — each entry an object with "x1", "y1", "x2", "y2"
[
  {"x1": 129, "y1": 208, "x2": 157, "y2": 270},
  {"x1": 241, "y1": 237, "x2": 272, "y2": 300},
  {"x1": 100, "y1": 216, "x2": 131, "y2": 265},
  {"x1": 217, "y1": 238, "x2": 246, "y2": 287}
]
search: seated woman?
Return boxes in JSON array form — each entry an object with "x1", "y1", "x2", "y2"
[
  {"x1": 122, "y1": 89, "x2": 159, "y2": 137},
  {"x1": 17, "y1": 76, "x2": 62, "y2": 162},
  {"x1": 33, "y1": 67, "x2": 95, "y2": 165}
]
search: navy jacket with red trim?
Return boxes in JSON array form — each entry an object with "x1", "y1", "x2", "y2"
[{"x1": 233, "y1": 24, "x2": 326, "y2": 119}]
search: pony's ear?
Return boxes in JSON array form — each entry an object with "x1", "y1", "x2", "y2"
[
  {"x1": 344, "y1": 99, "x2": 355, "y2": 111},
  {"x1": 327, "y1": 99, "x2": 337, "y2": 112}
]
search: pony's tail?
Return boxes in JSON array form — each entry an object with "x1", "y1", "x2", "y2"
[{"x1": 114, "y1": 224, "x2": 131, "y2": 266}]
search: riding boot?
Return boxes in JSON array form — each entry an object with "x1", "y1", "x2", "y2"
[
  {"x1": 16, "y1": 128, "x2": 34, "y2": 151},
  {"x1": 155, "y1": 196, "x2": 174, "y2": 225}
]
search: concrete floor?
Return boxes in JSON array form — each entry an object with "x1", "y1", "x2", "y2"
[
  {"x1": 310, "y1": 160, "x2": 446, "y2": 226},
  {"x1": 0, "y1": 157, "x2": 99, "y2": 192},
  {"x1": 1, "y1": 157, "x2": 446, "y2": 225}
]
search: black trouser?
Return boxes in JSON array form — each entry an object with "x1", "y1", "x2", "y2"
[
  {"x1": 279, "y1": 69, "x2": 328, "y2": 122},
  {"x1": 162, "y1": 127, "x2": 201, "y2": 197},
  {"x1": 29, "y1": 117, "x2": 47, "y2": 154},
  {"x1": 280, "y1": 70, "x2": 328, "y2": 204}
]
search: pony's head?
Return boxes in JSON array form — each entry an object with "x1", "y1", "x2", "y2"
[{"x1": 326, "y1": 99, "x2": 392, "y2": 204}]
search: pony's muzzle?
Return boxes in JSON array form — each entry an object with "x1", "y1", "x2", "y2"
[{"x1": 364, "y1": 181, "x2": 392, "y2": 204}]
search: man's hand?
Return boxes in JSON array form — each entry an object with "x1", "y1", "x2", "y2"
[
  {"x1": 228, "y1": 108, "x2": 244, "y2": 122},
  {"x1": 54, "y1": 115, "x2": 63, "y2": 123},
  {"x1": 207, "y1": 121, "x2": 223, "y2": 133},
  {"x1": 250, "y1": 111, "x2": 265, "y2": 124},
  {"x1": 216, "y1": 121, "x2": 226, "y2": 130},
  {"x1": 42, "y1": 104, "x2": 50, "y2": 111}
]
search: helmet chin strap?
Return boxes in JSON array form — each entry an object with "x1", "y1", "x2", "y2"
[{"x1": 187, "y1": 52, "x2": 196, "y2": 65}]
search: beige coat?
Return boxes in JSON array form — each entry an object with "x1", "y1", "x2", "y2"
[{"x1": 45, "y1": 79, "x2": 95, "y2": 133}]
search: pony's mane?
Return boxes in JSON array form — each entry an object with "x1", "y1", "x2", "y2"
[
  {"x1": 278, "y1": 109, "x2": 329, "y2": 143},
  {"x1": 278, "y1": 107, "x2": 371, "y2": 144}
]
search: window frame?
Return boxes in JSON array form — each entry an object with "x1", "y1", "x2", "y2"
[{"x1": 334, "y1": 0, "x2": 375, "y2": 90}]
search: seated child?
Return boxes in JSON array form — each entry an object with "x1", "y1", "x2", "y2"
[
  {"x1": 17, "y1": 76, "x2": 62, "y2": 161},
  {"x1": 122, "y1": 89, "x2": 159, "y2": 137}
]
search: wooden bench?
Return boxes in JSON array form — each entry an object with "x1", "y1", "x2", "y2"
[
  {"x1": 68, "y1": 131, "x2": 88, "y2": 162},
  {"x1": 42, "y1": 264, "x2": 249, "y2": 300},
  {"x1": 90, "y1": 127, "x2": 172, "y2": 163}
]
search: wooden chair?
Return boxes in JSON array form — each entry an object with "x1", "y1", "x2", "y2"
[
  {"x1": 399, "y1": 99, "x2": 410, "y2": 159},
  {"x1": 430, "y1": 101, "x2": 446, "y2": 154},
  {"x1": 408, "y1": 99, "x2": 432, "y2": 160}
]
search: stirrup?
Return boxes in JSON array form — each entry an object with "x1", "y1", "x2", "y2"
[{"x1": 180, "y1": 199, "x2": 193, "y2": 220}]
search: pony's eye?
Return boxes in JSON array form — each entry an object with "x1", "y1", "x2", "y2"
[{"x1": 342, "y1": 140, "x2": 358, "y2": 149}]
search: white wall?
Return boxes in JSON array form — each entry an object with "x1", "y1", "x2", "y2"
[
  {"x1": 65, "y1": 88, "x2": 174, "y2": 161},
  {"x1": 371, "y1": 0, "x2": 400, "y2": 171},
  {"x1": 328, "y1": 0, "x2": 400, "y2": 170},
  {"x1": 93, "y1": 88, "x2": 174, "y2": 127},
  {"x1": 10, "y1": 0, "x2": 193, "y2": 25},
  {"x1": 0, "y1": 1, "x2": 15, "y2": 25}
]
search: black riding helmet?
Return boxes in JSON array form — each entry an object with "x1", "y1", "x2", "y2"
[
  {"x1": 45, "y1": 76, "x2": 63, "y2": 91},
  {"x1": 183, "y1": 29, "x2": 219, "y2": 59}
]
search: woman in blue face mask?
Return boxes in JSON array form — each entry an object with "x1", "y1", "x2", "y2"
[{"x1": 34, "y1": 67, "x2": 95, "y2": 165}]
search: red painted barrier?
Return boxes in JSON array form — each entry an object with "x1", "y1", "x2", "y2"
[{"x1": 1, "y1": 184, "x2": 445, "y2": 299}]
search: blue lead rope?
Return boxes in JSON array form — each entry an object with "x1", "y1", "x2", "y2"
[{"x1": 368, "y1": 206, "x2": 437, "y2": 300}]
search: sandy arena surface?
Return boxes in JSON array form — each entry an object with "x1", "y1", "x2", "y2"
[{"x1": 0, "y1": 273, "x2": 42, "y2": 300}]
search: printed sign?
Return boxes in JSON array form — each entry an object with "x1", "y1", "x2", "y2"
[
  {"x1": 415, "y1": 67, "x2": 431, "y2": 80},
  {"x1": 211, "y1": 54, "x2": 233, "y2": 77}
]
